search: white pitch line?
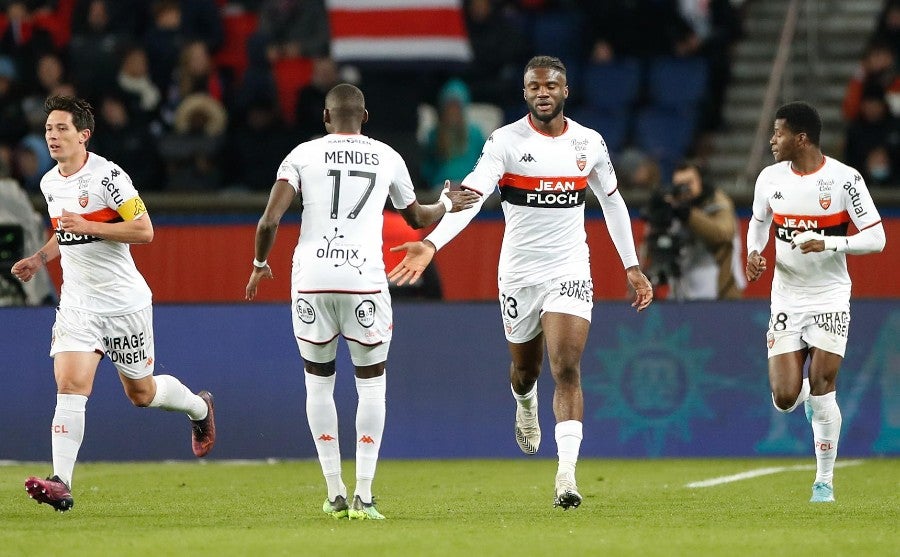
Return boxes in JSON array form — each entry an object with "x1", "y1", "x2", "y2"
[{"x1": 685, "y1": 459, "x2": 863, "y2": 488}]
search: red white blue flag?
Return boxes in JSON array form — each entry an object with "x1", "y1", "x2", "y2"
[{"x1": 327, "y1": 0, "x2": 472, "y2": 63}]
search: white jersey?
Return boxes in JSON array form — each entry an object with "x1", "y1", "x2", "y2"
[
  {"x1": 462, "y1": 115, "x2": 637, "y2": 288},
  {"x1": 41, "y1": 152, "x2": 151, "y2": 315},
  {"x1": 750, "y1": 156, "x2": 882, "y2": 298},
  {"x1": 277, "y1": 133, "x2": 417, "y2": 292}
]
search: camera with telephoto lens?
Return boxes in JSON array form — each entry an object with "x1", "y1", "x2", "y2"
[{"x1": 640, "y1": 181, "x2": 691, "y2": 287}]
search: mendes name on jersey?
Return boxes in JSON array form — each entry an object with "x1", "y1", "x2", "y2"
[
  {"x1": 277, "y1": 133, "x2": 417, "y2": 292},
  {"x1": 752, "y1": 156, "x2": 882, "y2": 295},
  {"x1": 462, "y1": 116, "x2": 618, "y2": 288},
  {"x1": 41, "y1": 152, "x2": 151, "y2": 315}
]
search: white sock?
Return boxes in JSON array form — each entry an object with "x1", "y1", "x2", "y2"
[
  {"x1": 149, "y1": 375, "x2": 207, "y2": 420},
  {"x1": 555, "y1": 420, "x2": 583, "y2": 477},
  {"x1": 809, "y1": 392, "x2": 841, "y2": 485},
  {"x1": 52, "y1": 394, "x2": 87, "y2": 488},
  {"x1": 305, "y1": 371, "x2": 342, "y2": 499},
  {"x1": 511, "y1": 382, "x2": 537, "y2": 409},
  {"x1": 355, "y1": 373, "x2": 386, "y2": 503},
  {"x1": 771, "y1": 377, "x2": 810, "y2": 413}
]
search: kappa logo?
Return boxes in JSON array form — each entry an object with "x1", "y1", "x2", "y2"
[
  {"x1": 318, "y1": 434, "x2": 336, "y2": 441},
  {"x1": 358, "y1": 435, "x2": 375, "y2": 444},
  {"x1": 519, "y1": 153, "x2": 536, "y2": 163},
  {"x1": 819, "y1": 192, "x2": 831, "y2": 210},
  {"x1": 773, "y1": 191, "x2": 784, "y2": 200}
]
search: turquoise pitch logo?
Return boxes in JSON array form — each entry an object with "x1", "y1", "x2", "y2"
[{"x1": 584, "y1": 310, "x2": 739, "y2": 456}]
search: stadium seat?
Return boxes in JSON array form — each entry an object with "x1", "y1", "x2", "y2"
[
  {"x1": 273, "y1": 57, "x2": 314, "y2": 124},
  {"x1": 581, "y1": 58, "x2": 642, "y2": 112},
  {"x1": 529, "y1": 11, "x2": 583, "y2": 96},
  {"x1": 633, "y1": 106, "x2": 698, "y2": 175},
  {"x1": 467, "y1": 102, "x2": 504, "y2": 139},
  {"x1": 214, "y1": 10, "x2": 258, "y2": 83},
  {"x1": 647, "y1": 56, "x2": 708, "y2": 109},
  {"x1": 568, "y1": 107, "x2": 630, "y2": 156}
]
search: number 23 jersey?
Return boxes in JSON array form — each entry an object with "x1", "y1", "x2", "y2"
[
  {"x1": 462, "y1": 116, "x2": 621, "y2": 288},
  {"x1": 277, "y1": 133, "x2": 417, "y2": 292}
]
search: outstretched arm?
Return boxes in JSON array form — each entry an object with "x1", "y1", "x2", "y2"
[
  {"x1": 246, "y1": 180, "x2": 296, "y2": 300},
  {"x1": 398, "y1": 181, "x2": 481, "y2": 229},
  {"x1": 388, "y1": 185, "x2": 487, "y2": 286}
]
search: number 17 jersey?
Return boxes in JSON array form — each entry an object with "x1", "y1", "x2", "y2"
[{"x1": 277, "y1": 133, "x2": 417, "y2": 292}]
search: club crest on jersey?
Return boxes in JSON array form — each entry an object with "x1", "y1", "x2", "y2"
[
  {"x1": 77, "y1": 177, "x2": 90, "y2": 207},
  {"x1": 819, "y1": 192, "x2": 831, "y2": 210},
  {"x1": 576, "y1": 153, "x2": 587, "y2": 171}
]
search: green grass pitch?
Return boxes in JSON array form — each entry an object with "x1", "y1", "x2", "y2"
[{"x1": 1, "y1": 458, "x2": 897, "y2": 556}]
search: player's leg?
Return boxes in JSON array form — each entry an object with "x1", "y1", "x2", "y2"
[
  {"x1": 502, "y1": 285, "x2": 544, "y2": 454},
  {"x1": 294, "y1": 293, "x2": 348, "y2": 516},
  {"x1": 348, "y1": 350, "x2": 387, "y2": 520},
  {"x1": 542, "y1": 311, "x2": 589, "y2": 510},
  {"x1": 302, "y1": 353, "x2": 347, "y2": 518},
  {"x1": 804, "y1": 311, "x2": 848, "y2": 503},
  {"x1": 766, "y1": 304, "x2": 809, "y2": 413},
  {"x1": 768, "y1": 350, "x2": 809, "y2": 412},
  {"x1": 109, "y1": 306, "x2": 213, "y2": 456},
  {"x1": 26, "y1": 308, "x2": 103, "y2": 511},
  {"x1": 343, "y1": 292, "x2": 391, "y2": 519},
  {"x1": 26, "y1": 350, "x2": 101, "y2": 511}
]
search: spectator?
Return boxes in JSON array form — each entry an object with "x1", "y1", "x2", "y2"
[
  {"x1": 294, "y1": 56, "x2": 340, "y2": 141},
  {"x1": 874, "y1": 0, "x2": 900, "y2": 62},
  {"x1": 864, "y1": 145, "x2": 897, "y2": 187},
  {"x1": 161, "y1": 40, "x2": 224, "y2": 126},
  {"x1": 13, "y1": 133, "x2": 54, "y2": 191},
  {"x1": 249, "y1": 0, "x2": 329, "y2": 64},
  {"x1": 640, "y1": 159, "x2": 743, "y2": 300},
  {"x1": 116, "y1": 45, "x2": 162, "y2": 126},
  {"x1": 842, "y1": 37, "x2": 900, "y2": 121},
  {"x1": 0, "y1": 2, "x2": 57, "y2": 92},
  {"x1": 142, "y1": 0, "x2": 222, "y2": 96},
  {"x1": 420, "y1": 78, "x2": 486, "y2": 191},
  {"x1": 844, "y1": 83, "x2": 900, "y2": 185},
  {"x1": 91, "y1": 91, "x2": 164, "y2": 190},
  {"x1": 68, "y1": 0, "x2": 128, "y2": 101},
  {"x1": 157, "y1": 92, "x2": 227, "y2": 190},
  {"x1": 462, "y1": 0, "x2": 529, "y2": 109},
  {"x1": 0, "y1": 55, "x2": 28, "y2": 149},
  {"x1": 20, "y1": 52, "x2": 68, "y2": 131},
  {"x1": 223, "y1": 98, "x2": 295, "y2": 191}
]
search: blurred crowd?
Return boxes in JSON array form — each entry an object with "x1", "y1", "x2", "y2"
[
  {"x1": 1, "y1": 0, "x2": 896, "y2": 196},
  {"x1": 0, "y1": 0, "x2": 752, "y2": 194},
  {"x1": 842, "y1": 0, "x2": 900, "y2": 187}
]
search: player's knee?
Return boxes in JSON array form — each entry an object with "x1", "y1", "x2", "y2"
[
  {"x1": 771, "y1": 391, "x2": 796, "y2": 413},
  {"x1": 127, "y1": 390, "x2": 154, "y2": 407}
]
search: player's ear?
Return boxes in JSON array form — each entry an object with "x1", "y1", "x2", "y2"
[
  {"x1": 361, "y1": 109, "x2": 369, "y2": 124},
  {"x1": 323, "y1": 108, "x2": 330, "y2": 124}
]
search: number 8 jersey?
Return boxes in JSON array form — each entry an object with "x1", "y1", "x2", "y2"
[{"x1": 277, "y1": 133, "x2": 418, "y2": 292}]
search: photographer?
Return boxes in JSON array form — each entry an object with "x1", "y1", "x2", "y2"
[{"x1": 641, "y1": 160, "x2": 744, "y2": 300}]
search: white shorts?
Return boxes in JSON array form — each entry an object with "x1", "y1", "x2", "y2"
[
  {"x1": 499, "y1": 276, "x2": 593, "y2": 343},
  {"x1": 50, "y1": 305, "x2": 156, "y2": 379},
  {"x1": 766, "y1": 289, "x2": 850, "y2": 358},
  {"x1": 291, "y1": 290, "x2": 392, "y2": 366}
]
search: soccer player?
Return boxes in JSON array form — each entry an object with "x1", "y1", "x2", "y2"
[
  {"x1": 388, "y1": 56, "x2": 654, "y2": 510},
  {"x1": 11, "y1": 95, "x2": 216, "y2": 512},
  {"x1": 244, "y1": 83, "x2": 478, "y2": 520},
  {"x1": 746, "y1": 101, "x2": 886, "y2": 503}
]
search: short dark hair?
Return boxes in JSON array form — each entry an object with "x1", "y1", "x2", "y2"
[
  {"x1": 525, "y1": 55, "x2": 567, "y2": 77},
  {"x1": 775, "y1": 101, "x2": 821, "y2": 146},
  {"x1": 325, "y1": 83, "x2": 366, "y2": 121},
  {"x1": 44, "y1": 95, "x2": 95, "y2": 134}
]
